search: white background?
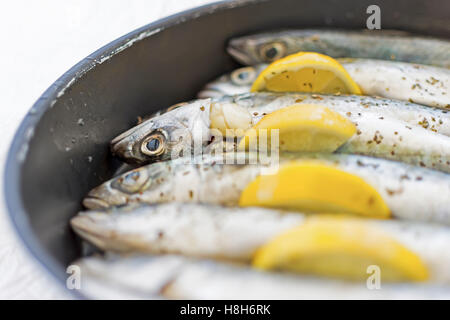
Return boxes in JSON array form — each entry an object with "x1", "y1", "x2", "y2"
[{"x1": 0, "y1": 0, "x2": 214, "y2": 299}]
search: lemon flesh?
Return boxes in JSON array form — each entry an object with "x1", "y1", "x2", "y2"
[
  {"x1": 239, "y1": 161, "x2": 390, "y2": 219},
  {"x1": 253, "y1": 216, "x2": 429, "y2": 282},
  {"x1": 251, "y1": 52, "x2": 361, "y2": 95},
  {"x1": 238, "y1": 104, "x2": 356, "y2": 152}
]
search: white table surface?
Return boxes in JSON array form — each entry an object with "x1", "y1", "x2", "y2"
[{"x1": 0, "y1": 0, "x2": 214, "y2": 299}]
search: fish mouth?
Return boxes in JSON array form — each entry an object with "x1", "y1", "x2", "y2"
[
  {"x1": 111, "y1": 120, "x2": 157, "y2": 163},
  {"x1": 71, "y1": 214, "x2": 98, "y2": 233},
  {"x1": 83, "y1": 183, "x2": 130, "y2": 210},
  {"x1": 110, "y1": 138, "x2": 134, "y2": 163},
  {"x1": 110, "y1": 131, "x2": 147, "y2": 164},
  {"x1": 82, "y1": 196, "x2": 110, "y2": 210},
  {"x1": 226, "y1": 44, "x2": 255, "y2": 65},
  {"x1": 111, "y1": 122, "x2": 142, "y2": 146},
  {"x1": 110, "y1": 139, "x2": 134, "y2": 161},
  {"x1": 70, "y1": 215, "x2": 114, "y2": 251}
]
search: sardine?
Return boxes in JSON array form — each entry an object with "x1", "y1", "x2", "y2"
[
  {"x1": 227, "y1": 29, "x2": 450, "y2": 68},
  {"x1": 110, "y1": 99, "x2": 211, "y2": 164},
  {"x1": 72, "y1": 203, "x2": 450, "y2": 284},
  {"x1": 83, "y1": 153, "x2": 450, "y2": 225},
  {"x1": 75, "y1": 254, "x2": 450, "y2": 299},
  {"x1": 198, "y1": 64, "x2": 268, "y2": 98},
  {"x1": 199, "y1": 59, "x2": 450, "y2": 110},
  {"x1": 111, "y1": 92, "x2": 450, "y2": 171},
  {"x1": 72, "y1": 203, "x2": 304, "y2": 261}
]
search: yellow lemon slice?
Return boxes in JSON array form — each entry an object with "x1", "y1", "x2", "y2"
[
  {"x1": 239, "y1": 161, "x2": 390, "y2": 218},
  {"x1": 238, "y1": 104, "x2": 356, "y2": 152},
  {"x1": 251, "y1": 52, "x2": 361, "y2": 94},
  {"x1": 253, "y1": 216, "x2": 429, "y2": 282}
]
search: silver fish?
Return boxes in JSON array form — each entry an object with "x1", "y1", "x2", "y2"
[
  {"x1": 111, "y1": 92, "x2": 450, "y2": 171},
  {"x1": 83, "y1": 153, "x2": 450, "y2": 225},
  {"x1": 110, "y1": 99, "x2": 211, "y2": 164},
  {"x1": 199, "y1": 59, "x2": 450, "y2": 110},
  {"x1": 198, "y1": 64, "x2": 268, "y2": 98},
  {"x1": 227, "y1": 29, "x2": 450, "y2": 68},
  {"x1": 72, "y1": 202, "x2": 450, "y2": 284},
  {"x1": 75, "y1": 254, "x2": 450, "y2": 299},
  {"x1": 72, "y1": 203, "x2": 304, "y2": 261}
]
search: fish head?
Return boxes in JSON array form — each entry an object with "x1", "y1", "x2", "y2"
[
  {"x1": 83, "y1": 162, "x2": 168, "y2": 209},
  {"x1": 227, "y1": 32, "x2": 292, "y2": 65},
  {"x1": 111, "y1": 99, "x2": 212, "y2": 164},
  {"x1": 198, "y1": 66, "x2": 264, "y2": 98}
]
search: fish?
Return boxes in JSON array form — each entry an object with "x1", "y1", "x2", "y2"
[
  {"x1": 75, "y1": 254, "x2": 450, "y2": 299},
  {"x1": 227, "y1": 29, "x2": 450, "y2": 68},
  {"x1": 198, "y1": 59, "x2": 450, "y2": 110},
  {"x1": 71, "y1": 202, "x2": 450, "y2": 284},
  {"x1": 72, "y1": 203, "x2": 305, "y2": 261},
  {"x1": 110, "y1": 99, "x2": 211, "y2": 164},
  {"x1": 111, "y1": 92, "x2": 450, "y2": 171},
  {"x1": 83, "y1": 153, "x2": 450, "y2": 225},
  {"x1": 198, "y1": 64, "x2": 268, "y2": 98}
]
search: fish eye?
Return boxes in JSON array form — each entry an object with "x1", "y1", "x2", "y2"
[
  {"x1": 141, "y1": 132, "x2": 166, "y2": 157},
  {"x1": 259, "y1": 42, "x2": 286, "y2": 62},
  {"x1": 112, "y1": 169, "x2": 150, "y2": 193},
  {"x1": 230, "y1": 67, "x2": 257, "y2": 85}
]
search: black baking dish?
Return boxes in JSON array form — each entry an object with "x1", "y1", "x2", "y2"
[{"x1": 4, "y1": 0, "x2": 449, "y2": 297}]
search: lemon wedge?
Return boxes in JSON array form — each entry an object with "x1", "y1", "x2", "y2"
[
  {"x1": 238, "y1": 104, "x2": 356, "y2": 152},
  {"x1": 251, "y1": 52, "x2": 361, "y2": 94},
  {"x1": 239, "y1": 161, "x2": 390, "y2": 218},
  {"x1": 253, "y1": 216, "x2": 429, "y2": 282}
]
